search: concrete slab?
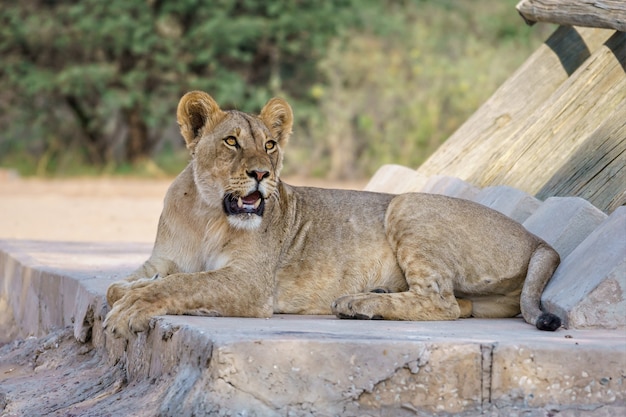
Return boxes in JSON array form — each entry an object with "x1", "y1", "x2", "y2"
[
  {"x1": 154, "y1": 315, "x2": 626, "y2": 416},
  {"x1": 523, "y1": 196, "x2": 607, "y2": 260},
  {"x1": 1, "y1": 239, "x2": 625, "y2": 416},
  {"x1": 542, "y1": 206, "x2": 626, "y2": 329},
  {"x1": 0, "y1": 239, "x2": 150, "y2": 341}
]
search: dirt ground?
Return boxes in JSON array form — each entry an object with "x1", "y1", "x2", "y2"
[
  {"x1": 0, "y1": 175, "x2": 367, "y2": 243},
  {"x1": 0, "y1": 326, "x2": 185, "y2": 417}
]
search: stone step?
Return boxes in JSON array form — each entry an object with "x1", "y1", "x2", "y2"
[
  {"x1": 0, "y1": 241, "x2": 150, "y2": 344},
  {"x1": 0, "y1": 240, "x2": 624, "y2": 416},
  {"x1": 542, "y1": 206, "x2": 626, "y2": 329}
]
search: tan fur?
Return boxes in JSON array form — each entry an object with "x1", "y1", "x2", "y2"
[{"x1": 104, "y1": 92, "x2": 561, "y2": 338}]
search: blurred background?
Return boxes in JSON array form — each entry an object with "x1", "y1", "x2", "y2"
[{"x1": 0, "y1": 0, "x2": 553, "y2": 181}]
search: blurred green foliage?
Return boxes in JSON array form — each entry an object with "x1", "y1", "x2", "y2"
[
  {"x1": 0, "y1": 0, "x2": 551, "y2": 178},
  {"x1": 312, "y1": 1, "x2": 554, "y2": 179}
]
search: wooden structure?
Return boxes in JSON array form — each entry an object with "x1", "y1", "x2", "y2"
[
  {"x1": 417, "y1": 1, "x2": 625, "y2": 213},
  {"x1": 517, "y1": 0, "x2": 626, "y2": 32}
]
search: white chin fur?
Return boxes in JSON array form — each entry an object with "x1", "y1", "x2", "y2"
[{"x1": 227, "y1": 214, "x2": 263, "y2": 230}]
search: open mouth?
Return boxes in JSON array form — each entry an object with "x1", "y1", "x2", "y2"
[{"x1": 223, "y1": 191, "x2": 265, "y2": 217}]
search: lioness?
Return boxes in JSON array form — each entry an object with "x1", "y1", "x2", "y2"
[{"x1": 104, "y1": 91, "x2": 561, "y2": 338}]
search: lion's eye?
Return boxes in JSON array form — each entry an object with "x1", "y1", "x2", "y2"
[
  {"x1": 265, "y1": 140, "x2": 277, "y2": 152},
  {"x1": 224, "y1": 136, "x2": 238, "y2": 148}
]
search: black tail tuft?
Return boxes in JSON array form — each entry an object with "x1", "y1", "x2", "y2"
[{"x1": 536, "y1": 313, "x2": 562, "y2": 331}]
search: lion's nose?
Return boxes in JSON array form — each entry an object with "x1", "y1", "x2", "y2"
[{"x1": 247, "y1": 170, "x2": 269, "y2": 182}]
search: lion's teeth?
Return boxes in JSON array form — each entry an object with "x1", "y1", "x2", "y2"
[
  {"x1": 237, "y1": 197, "x2": 243, "y2": 208},
  {"x1": 253, "y1": 198, "x2": 261, "y2": 209}
]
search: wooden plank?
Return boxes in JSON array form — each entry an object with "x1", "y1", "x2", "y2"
[
  {"x1": 417, "y1": 26, "x2": 614, "y2": 179},
  {"x1": 517, "y1": 0, "x2": 626, "y2": 32},
  {"x1": 480, "y1": 31, "x2": 626, "y2": 200},
  {"x1": 536, "y1": 109, "x2": 626, "y2": 213}
]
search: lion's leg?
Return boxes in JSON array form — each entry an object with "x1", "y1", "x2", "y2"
[
  {"x1": 107, "y1": 258, "x2": 179, "y2": 306},
  {"x1": 331, "y1": 200, "x2": 466, "y2": 321},
  {"x1": 331, "y1": 263, "x2": 462, "y2": 321},
  {"x1": 332, "y1": 246, "x2": 462, "y2": 321},
  {"x1": 468, "y1": 289, "x2": 522, "y2": 319},
  {"x1": 457, "y1": 298, "x2": 473, "y2": 318},
  {"x1": 104, "y1": 268, "x2": 274, "y2": 338}
]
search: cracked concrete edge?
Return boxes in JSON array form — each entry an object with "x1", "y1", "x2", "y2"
[
  {"x1": 95, "y1": 318, "x2": 491, "y2": 416},
  {"x1": 86, "y1": 307, "x2": 626, "y2": 416},
  {"x1": 491, "y1": 343, "x2": 626, "y2": 408},
  {"x1": 133, "y1": 330, "x2": 626, "y2": 416}
]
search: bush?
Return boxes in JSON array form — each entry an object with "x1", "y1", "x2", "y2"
[
  {"x1": 0, "y1": 0, "x2": 551, "y2": 178},
  {"x1": 292, "y1": 0, "x2": 552, "y2": 179}
]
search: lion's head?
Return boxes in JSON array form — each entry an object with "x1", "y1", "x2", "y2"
[{"x1": 176, "y1": 91, "x2": 293, "y2": 230}]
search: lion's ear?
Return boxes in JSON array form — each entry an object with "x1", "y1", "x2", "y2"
[
  {"x1": 177, "y1": 91, "x2": 226, "y2": 150},
  {"x1": 260, "y1": 98, "x2": 293, "y2": 146}
]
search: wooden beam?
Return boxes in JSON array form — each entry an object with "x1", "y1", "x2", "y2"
[
  {"x1": 480, "y1": 31, "x2": 626, "y2": 210},
  {"x1": 417, "y1": 28, "x2": 625, "y2": 213},
  {"x1": 517, "y1": 0, "x2": 626, "y2": 32},
  {"x1": 536, "y1": 111, "x2": 626, "y2": 213},
  {"x1": 417, "y1": 26, "x2": 613, "y2": 180}
]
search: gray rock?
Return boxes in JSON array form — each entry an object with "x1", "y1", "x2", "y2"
[
  {"x1": 542, "y1": 206, "x2": 626, "y2": 329},
  {"x1": 523, "y1": 196, "x2": 607, "y2": 259},
  {"x1": 421, "y1": 175, "x2": 481, "y2": 200},
  {"x1": 473, "y1": 185, "x2": 541, "y2": 223}
]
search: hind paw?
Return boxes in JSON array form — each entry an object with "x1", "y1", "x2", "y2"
[{"x1": 331, "y1": 294, "x2": 384, "y2": 320}]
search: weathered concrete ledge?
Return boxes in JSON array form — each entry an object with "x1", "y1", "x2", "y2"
[{"x1": 1, "y1": 239, "x2": 625, "y2": 416}]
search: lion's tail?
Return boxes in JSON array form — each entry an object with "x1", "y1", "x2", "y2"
[{"x1": 520, "y1": 242, "x2": 562, "y2": 331}]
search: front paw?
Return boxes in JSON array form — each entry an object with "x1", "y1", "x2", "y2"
[
  {"x1": 107, "y1": 275, "x2": 160, "y2": 306},
  {"x1": 331, "y1": 294, "x2": 382, "y2": 320},
  {"x1": 106, "y1": 281, "x2": 131, "y2": 306},
  {"x1": 103, "y1": 292, "x2": 166, "y2": 339}
]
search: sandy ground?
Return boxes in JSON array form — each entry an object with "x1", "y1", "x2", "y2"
[{"x1": 0, "y1": 175, "x2": 367, "y2": 243}]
